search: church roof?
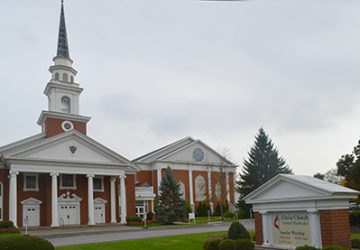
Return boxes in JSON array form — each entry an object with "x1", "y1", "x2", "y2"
[{"x1": 56, "y1": 1, "x2": 70, "y2": 58}]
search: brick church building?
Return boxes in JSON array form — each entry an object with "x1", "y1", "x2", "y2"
[{"x1": 0, "y1": 2, "x2": 237, "y2": 228}]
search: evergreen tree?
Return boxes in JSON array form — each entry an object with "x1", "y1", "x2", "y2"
[
  {"x1": 237, "y1": 127, "x2": 291, "y2": 199},
  {"x1": 156, "y1": 167, "x2": 186, "y2": 224}
]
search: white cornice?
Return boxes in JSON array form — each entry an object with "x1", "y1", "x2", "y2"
[
  {"x1": 49, "y1": 64, "x2": 78, "y2": 75},
  {"x1": 44, "y1": 82, "x2": 83, "y2": 96},
  {"x1": 37, "y1": 111, "x2": 91, "y2": 125}
]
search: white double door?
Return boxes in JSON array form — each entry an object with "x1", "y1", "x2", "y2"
[{"x1": 59, "y1": 204, "x2": 79, "y2": 225}]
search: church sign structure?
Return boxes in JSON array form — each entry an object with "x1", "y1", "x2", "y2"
[
  {"x1": 0, "y1": 2, "x2": 237, "y2": 228},
  {"x1": 244, "y1": 174, "x2": 359, "y2": 249}
]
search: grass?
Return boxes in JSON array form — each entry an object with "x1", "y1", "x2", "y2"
[
  {"x1": 0, "y1": 233, "x2": 21, "y2": 238},
  {"x1": 352, "y1": 234, "x2": 360, "y2": 239},
  {"x1": 56, "y1": 231, "x2": 256, "y2": 250}
]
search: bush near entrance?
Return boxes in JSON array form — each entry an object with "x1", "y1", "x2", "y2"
[
  {"x1": 228, "y1": 222, "x2": 250, "y2": 240},
  {"x1": 126, "y1": 216, "x2": 142, "y2": 223},
  {"x1": 0, "y1": 221, "x2": 20, "y2": 234},
  {"x1": 0, "y1": 235, "x2": 54, "y2": 250}
]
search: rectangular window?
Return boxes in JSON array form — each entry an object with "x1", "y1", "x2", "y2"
[
  {"x1": 23, "y1": 174, "x2": 39, "y2": 191},
  {"x1": 93, "y1": 177, "x2": 103, "y2": 192},
  {"x1": 60, "y1": 174, "x2": 76, "y2": 190}
]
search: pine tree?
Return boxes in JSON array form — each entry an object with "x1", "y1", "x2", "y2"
[
  {"x1": 156, "y1": 167, "x2": 186, "y2": 224},
  {"x1": 237, "y1": 127, "x2": 291, "y2": 199}
]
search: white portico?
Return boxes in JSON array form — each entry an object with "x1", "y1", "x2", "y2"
[{"x1": 1, "y1": 129, "x2": 139, "y2": 227}]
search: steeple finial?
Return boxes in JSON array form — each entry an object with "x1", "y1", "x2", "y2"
[{"x1": 56, "y1": 0, "x2": 70, "y2": 58}]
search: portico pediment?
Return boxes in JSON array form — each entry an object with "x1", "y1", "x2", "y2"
[
  {"x1": 20, "y1": 197, "x2": 43, "y2": 205},
  {"x1": 58, "y1": 191, "x2": 83, "y2": 202},
  {"x1": 2, "y1": 130, "x2": 140, "y2": 172}
]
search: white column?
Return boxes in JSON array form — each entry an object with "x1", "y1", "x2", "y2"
[
  {"x1": 261, "y1": 211, "x2": 271, "y2": 247},
  {"x1": 226, "y1": 173, "x2": 230, "y2": 202},
  {"x1": 188, "y1": 169, "x2": 194, "y2": 209},
  {"x1": 50, "y1": 173, "x2": 59, "y2": 227},
  {"x1": 87, "y1": 174, "x2": 95, "y2": 225},
  {"x1": 110, "y1": 177, "x2": 117, "y2": 223},
  {"x1": 308, "y1": 210, "x2": 322, "y2": 248},
  {"x1": 207, "y1": 170, "x2": 214, "y2": 213},
  {"x1": 151, "y1": 200, "x2": 154, "y2": 213},
  {"x1": 9, "y1": 171, "x2": 19, "y2": 228},
  {"x1": 120, "y1": 175, "x2": 127, "y2": 224},
  {"x1": 156, "y1": 168, "x2": 161, "y2": 197}
]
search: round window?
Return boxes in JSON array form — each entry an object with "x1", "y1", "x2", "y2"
[
  {"x1": 193, "y1": 148, "x2": 204, "y2": 162},
  {"x1": 61, "y1": 121, "x2": 74, "y2": 131}
]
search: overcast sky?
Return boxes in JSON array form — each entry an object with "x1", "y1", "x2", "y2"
[{"x1": 1, "y1": 0, "x2": 360, "y2": 177}]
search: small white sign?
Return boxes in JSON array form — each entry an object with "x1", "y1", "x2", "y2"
[
  {"x1": 24, "y1": 218, "x2": 29, "y2": 225},
  {"x1": 143, "y1": 214, "x2": 147, "y2": 220},
  {"x1": 189, "y1": 213, "x2": 195, "y2": 219}
]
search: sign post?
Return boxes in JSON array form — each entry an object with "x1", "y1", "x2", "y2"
[
  {"x1": 143, "y1": 214, "x2": 148, "y2": 229},
  {"x1": 250, "y1": 208, "x2": 253, "y2": 221},
  {"x1": 235, "y1": 209, "x2": 238, "y2": 220},
  {"x1": 24, "y1": 217, "x2": 29, "y2": 236},
  {"x1": 208, "y1": 210, "x2": 210, "y2": 222},
  {"x1": 189, "y1": 213, "x2": 195, "y2": 224}
]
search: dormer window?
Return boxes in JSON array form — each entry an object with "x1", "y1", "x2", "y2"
[
  {"x1": 61, "y1": 96, "x2": 70, "y2": 113},
  {"x1": 63, "y1": 73, "x2": 68, "y2": 82}
]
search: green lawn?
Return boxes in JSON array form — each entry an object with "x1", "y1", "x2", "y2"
[
  {"x1": 352, "y1": 234, "x2": 360, "y2": 239},
  {"x1": 55, "y1": 231, "x2": 231, "y2": 250}
]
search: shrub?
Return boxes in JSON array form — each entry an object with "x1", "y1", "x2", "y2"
[
  {"x1": 224, "y1": 210, "x2": 234, "y2": 218},
  {"x1": 203, "y1": 234, "x2": 228, "y2": 250},
  {"x1": 253, "y1": 234, "x2": 256, "y2": 242},
  {"x1": 237, "y1": 209, "x2": 245, "y2": 219},
  {"x1": 207, "y1": 239, "x2": 222, "y2": 250},
  {"x1": 352, "y1": 239, "x2": 360, "y2": 249},
  {"x1": 147, "y1": 212, "x2": 154, "y2": 220},
  {"x1": 0, "y1": 228, "x2": 20, "y2": 234},
  {"x1": 349, "y1": 211, "x2": 360, "y2": 226},
  {"x1": 0, "y1": 221, "x2": 14, "y2": 229},
  {"x1": 228, "y1": 221, "x2": 250, "y2": 240},
  {"x1": 197, "y1": 202, "x2": 203, "y2": 217},
  {"x1": 234, "y1": 239, "x2": 255, "y2": 250},
  {"x1": 0, "y1": 235, "x2": 54, "y2": 250},
  {"x1": 296, "y1": 245, "x2": 320, "y2": 250},
  {"x1": 219, "y1": 239, "x2": 234, "y2": 250},
  {"x1": 126, "y1": 216, "x2": 142, "y2": 223},
  {"x1": 323, "y1": 246, "x2": 348, "y2": 250}
]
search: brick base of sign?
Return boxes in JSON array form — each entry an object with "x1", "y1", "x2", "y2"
[
  {"x1": 254, "y1": 212, "x2": 264, "y2": 245},
  {"x1": 319, "y1": 209, "x2": 351, "y2": 249},
  {"x1": 253, "y1": 209, "x2": 352, "y2": 249}
]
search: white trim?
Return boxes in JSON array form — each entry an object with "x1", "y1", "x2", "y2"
[
  {"x1": 60, "y1": 174, "x2": 77, "y2": 190},
  {"x1": 93, "y1": 176, "x2": 104, "y2": 192},
  {"x1": 61, "y1": 121, "x2": 74, "y2": 132},
  {"x1": 20, "y1": 197, "x2": 43, "y2": 205},
  {"x1": 23, "y1": 173, "x2": 39, "y2": 192}
]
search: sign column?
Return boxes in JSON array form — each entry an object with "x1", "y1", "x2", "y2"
[
  {"x1": 9, "y1": 171, "x2": 19, "y2": 227},
  {"x1": 87, "y1": 174, "x2": 95, "y2": 225},
  {"x1": 308, "y1": 210, "x2": 322, "y2": 248},
  {"x1": 50, "y1": 173, "x2": 59, "y2": 227}
]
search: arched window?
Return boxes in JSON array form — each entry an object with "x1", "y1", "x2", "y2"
[
  {"x1": 195, "y1": 175, "x2": 206, "y2": 201},
  {"x1": 63, "y1": 73, "x2": 68, "y2": 82},
  {"x1": 178, "y1": 181, "x2": 185, "y2": 200},
  {"x1": 61, "y1": 96, "x2": 70, "y2": 113},
  {"x1": 55, "y1": 73, "x2": 59, "y2": 80},
  {"x1": 0, "y1": 182, "x2": 2, "y2": 221},
  {"x1": 215, "y1": 182, "x2": 221, "y2": 200}
]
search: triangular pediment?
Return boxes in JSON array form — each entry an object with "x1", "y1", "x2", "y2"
[
  {"x1": 4, "y1": 130, "x2": 139, "y2": 171},
  {"x1": 159, "y1": 140, "x2": 236, "y2": 166},
  {"x1": 94, "y1": 197, "x2": 107, "y2": 204},
  {"x1": 244, "y1": 174, "x2": 360, "y2": 204},
  {"x1": 20, "y1": 197, "x2": 43, "y2": 205}
]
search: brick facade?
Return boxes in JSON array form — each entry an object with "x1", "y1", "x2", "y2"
[
  {"x1": 44, "y1": 117, "x2": 87, "y2": 138},
  {"x1": 319, "y1": 209, "x2": 351, "y2": 249},
  {"x1": 254, "y1": 212, "x2": 263, "y2": 245}
]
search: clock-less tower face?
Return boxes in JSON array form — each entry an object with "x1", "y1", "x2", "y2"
[{"x1": 193, "y1": 148, "x2": 204, "y2": 162}]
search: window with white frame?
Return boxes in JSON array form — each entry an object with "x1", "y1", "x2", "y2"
[
  {"x1": 60, "y1": 174, "x2": 76, "y2": 189},
  {"x1": 0, "y1": 182, "x2": 2, "y2": 221},
  {"x1": 195, "y1": 175, "x2": 206, "y2": 201},
  {"x1": 61, "y1": 96, "x2": 70, "y2": 113},
  {"x1": 93, "y1": 176, "x2": 104, "y2": 192},
  {"x1": 24, "y1": 173, "x2": 39, "y2": 191},
  {"x1": 179, "y1": 181, "x2": 185, "y2": 200}
]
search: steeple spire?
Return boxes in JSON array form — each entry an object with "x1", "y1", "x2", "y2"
[{"x1": 57, "y1": 0, "x2": 70, "y2": 58}]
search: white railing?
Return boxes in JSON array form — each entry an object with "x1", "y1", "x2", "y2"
[{"x1": 135, "y1": 187, "x2": 154, "y2": 196}]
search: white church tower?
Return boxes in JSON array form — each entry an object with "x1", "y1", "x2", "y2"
[{"x1": 37, "y1": 1, "x2": 91, "y2": 137}]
